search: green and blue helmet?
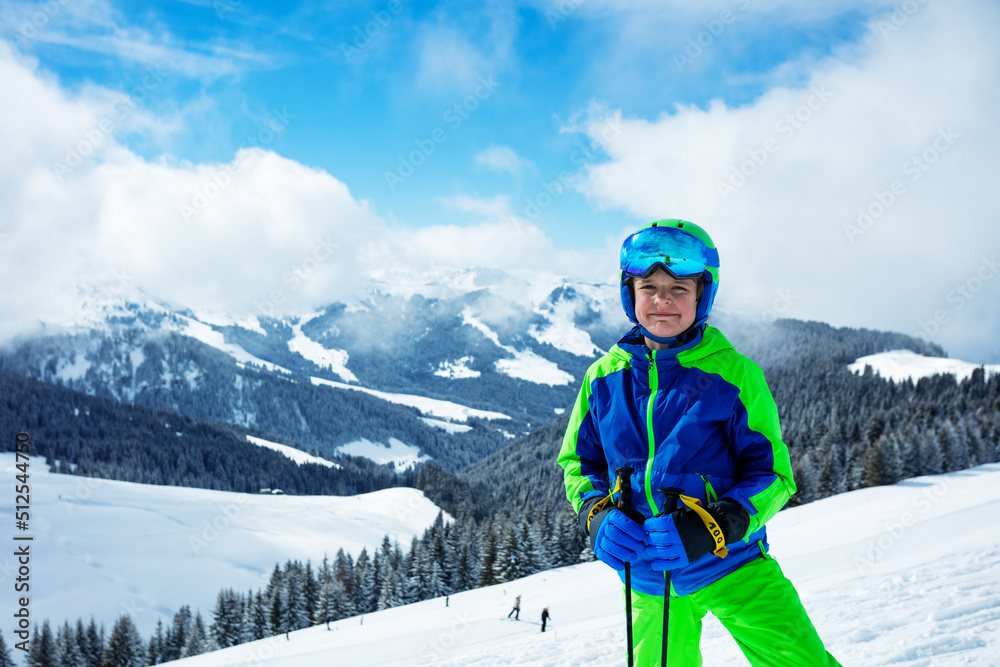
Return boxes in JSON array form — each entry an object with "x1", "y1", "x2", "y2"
[{"x1": 620, "y1": 219, "x2": 720, "y2": 345}]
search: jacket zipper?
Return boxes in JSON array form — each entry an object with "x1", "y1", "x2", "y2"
[
  {"x1": 699, "y1": 474, "x2": 718, "y2": 503},
  {"x1": 644, "y1": 349, "x2": 659, "y2": 515}
]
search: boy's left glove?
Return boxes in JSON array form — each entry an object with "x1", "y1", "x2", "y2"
[{"x1": 644, "y1": 498, "x2": 749, "y2": 572}]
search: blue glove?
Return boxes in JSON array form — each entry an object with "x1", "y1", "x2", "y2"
[
  {"x1": 591, "y1": 509, "x2": 645, "y2": 572},
  {"x1": 643, "y1": 513, "x2": 692, "y2": 572}
]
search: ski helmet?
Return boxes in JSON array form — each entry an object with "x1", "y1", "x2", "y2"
[{"x1": 619, "y1": 219, "x2": 720, "y2": 345}]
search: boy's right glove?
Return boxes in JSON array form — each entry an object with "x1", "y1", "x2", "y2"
[{"x1": 589, "y1": 508, "x2": 646, "y2": 572}]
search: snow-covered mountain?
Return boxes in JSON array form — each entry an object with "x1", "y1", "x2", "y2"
[
  {"x1": 850, "y1": 349, "x2": 1000, "y2": 383},
  {"x1": 16, "y1": 452, "x2": 996, "y2": 666},
  {"x1": 1, "y1": 265, "x2": 976, "y2": 476},
  {"x1": 0, "y1": 268, "x2": 625, "y2": 471}
]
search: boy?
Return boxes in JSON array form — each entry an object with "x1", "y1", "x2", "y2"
[{"x1": 558, "y1": 220, "x2": 840, "y2": 666}]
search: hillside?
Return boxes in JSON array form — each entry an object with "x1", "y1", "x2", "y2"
[{"x1": 166, "y1": 463, "x2": 1000, "y2": 666}]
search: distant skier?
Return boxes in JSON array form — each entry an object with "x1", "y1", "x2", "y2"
[
  {"x1": 540, "y1": 607, "x2": 551, "y2": 632},
  {"x1": 507, "y1": 594, "x2": 521, "y2": 620},
  {"x1": 559, "y1": 220, "x2": 842, "y2": 666}
]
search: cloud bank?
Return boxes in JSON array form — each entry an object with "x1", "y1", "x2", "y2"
[{"x1": 573, "y1": 0, "x2": 1000, "y2": 362}]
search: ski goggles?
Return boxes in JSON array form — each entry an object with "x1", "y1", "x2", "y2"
[{"x1": 620, "y1": 225, "x2": 719, "y2": 279}]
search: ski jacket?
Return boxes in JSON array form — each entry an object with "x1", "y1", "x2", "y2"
[{"x1": 558, "y1": 325, "x2": 796, "y2": 597}]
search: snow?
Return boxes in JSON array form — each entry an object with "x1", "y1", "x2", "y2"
[
  {"x1": 246, "y1": 435, "x2": 339, "y2": 469},
  {"x1": 461, "y1": 307, "x2": 574, "y2": 386},
  {"x1": 433, "y1": 356, "x2": 482, "y2": 379},
  {"x1": 287, "y1": 316, "x2": 358, "y2": 382},
  {"x1": 420, "y1": 417, "x2": 474, "y2": 434},
  {"x1": 310, "y1": 376, "x2": 510, "y2": 422},
  {"x1": 529, "y1": 298, "x2": 601, "y2": 358},
  {"x1": 166, "y1": 464, "x2": 1000, "y2": 667},
  {"x1": 164, "y1": 314, "x2": 292, "y2": 374},
  {"x1": 849, "y1": 349, "x2": 1000, "y2": 383},
  {"x1": 55, "y1": 353, "x2": 91, "y2": 382},
  {"x1": 334, "y1": 437, "x2": 430, "y2": 470},
  {"x1": 0, "y1": 453, "x2": 445, "y2": 639}
]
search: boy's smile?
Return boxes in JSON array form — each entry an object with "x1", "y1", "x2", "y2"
[{"x1": 632, "y1": 268, "x2": 700, "y2": 349}]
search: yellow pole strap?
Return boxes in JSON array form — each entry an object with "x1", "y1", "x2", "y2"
[
  {"x1": 586, "y1": 477, "x2": 620, "y2": 534},
  {"x1": 678, "y1": 495, "x2": 729, "y2": 558}
]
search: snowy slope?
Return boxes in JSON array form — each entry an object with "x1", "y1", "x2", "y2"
[
  {"x1": 849, "y1": 349, "x2": 1000, "y2": 382},
  {"x1": 245, "y1": 435, "x2": 339, "y2": 469},
  {"x1": 0, "y1": 454, "x2": 446, "y2": 638},
  {"x1": 168, "y1": 464, "x2": 1000, "y2": 666}
]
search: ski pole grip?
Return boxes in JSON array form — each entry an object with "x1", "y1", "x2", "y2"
[
  {"x1": 615, "y1": 467, "x2": 634, "y2": 510},
  {"x1": 657, "y1": 487, "x2": 684, "y2": 516}
]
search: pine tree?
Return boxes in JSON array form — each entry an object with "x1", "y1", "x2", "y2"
[
  {"x1": 0, "y1": 631, "x2": 16, "y2": 667},
  {"x1": 147, "y1": 620, "x2": 166, "y2": 666},
  {"x1": 101, "y1": 615, "x2": 146, "y2": 667},
  {"x1": 242, "y1": 591, "x2": 270, "y2": 643},
  {"x1": 27, "y1": 621, "x2": 55, "y2": 667},
  {"x1": 493, "y1": 515, "x2": 524, "y2": 583},
  {"x1": 211, "y1": 588, "x2": 244, "y2": 649},
  {"x1": 180, "y1": 612, "x2": 209, "y2": 658},
  {"x1": 55, "y1": 620, "x2": 84, "y2": 667},
  {"x1": 376, "y1": 565, "x2": 403, "y2": 610},
  {"x1": 168, "y1": 605, "x2": 192, "y2": 661},
  {"x1": 354, "y1": 549, "x2": 376, "y2": 613},
  {"x1": 476, "y1": 520, "x2": 497, "y2": 586},
  {"x1": 939, "y1": 419, "x2": 971, "y2": 472},
  {"x1": 302, "y1": 561, "x2": 319, "y2": 624},
  {"x1": 917, "y1": 430, "x2": 944, "y2": 475},
  {"x1": 82, "y1": 618, "x2": 104, "y2": 667}
]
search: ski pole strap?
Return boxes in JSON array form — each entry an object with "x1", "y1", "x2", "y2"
[
  {"x1": 678, "y1": 495, "x2": 729, "y2": 558},
  {"x1": 585, "y1": 477, "x2": 620, "y2": 533}
]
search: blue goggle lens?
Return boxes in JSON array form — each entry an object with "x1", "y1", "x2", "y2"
[{"x1": 620, "y1": 226, "x2": 716, "y2": 279}]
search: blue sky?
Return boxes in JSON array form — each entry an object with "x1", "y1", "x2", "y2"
[
  {"x1": 2, "y1": 0, "x2": 999, "y2": 363},
  {"x1": 4, "y1": 0, "x2": 879, "y2": 246}
]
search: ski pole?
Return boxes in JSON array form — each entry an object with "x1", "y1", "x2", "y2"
[
  {"x1": 616, "y1": 467, "x2": 635, "y2": 667},
  {"x1": 656, "y1": 487, "x2": 683, "y2": 667}
]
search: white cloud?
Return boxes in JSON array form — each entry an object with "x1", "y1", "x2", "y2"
[
  {"x1": 0, "y1": 41, "x2": 595, "y2": 345},
  {"x1": 0, "y1": 41, "x2": 379, "y2": 340},
  {"x1": 474, "y1": 145, "x2": 535, "y2": 178},
  {"x1": 436, "y1": 193, "x2": 515, "y2": 219},
  {"x1": 0, "y1": 0, "x2": 262, "y2": 79},
  {"x1": 571, "y1": 0, "x2": 1000, "y2": 362}
]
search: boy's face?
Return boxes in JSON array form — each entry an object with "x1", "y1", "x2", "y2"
[{"x1": 632, "y1": 268, "x2": 700, "y2": 349}]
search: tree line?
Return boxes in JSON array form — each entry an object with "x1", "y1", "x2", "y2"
[{"x1": 14, "y1": 504, "x2": 588, "y2": 665}]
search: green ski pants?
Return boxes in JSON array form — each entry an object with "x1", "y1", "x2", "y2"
[{"x1": 628, "y1": 554, "x2": 841, "y2": 667}]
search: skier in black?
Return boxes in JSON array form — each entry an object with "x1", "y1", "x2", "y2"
[
  {"x1": 541, "y1": 607, "x2": 551, "y2": 632},
  {"x1": 507, "y1": 594, "x2": 521, "y2": 620}
]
